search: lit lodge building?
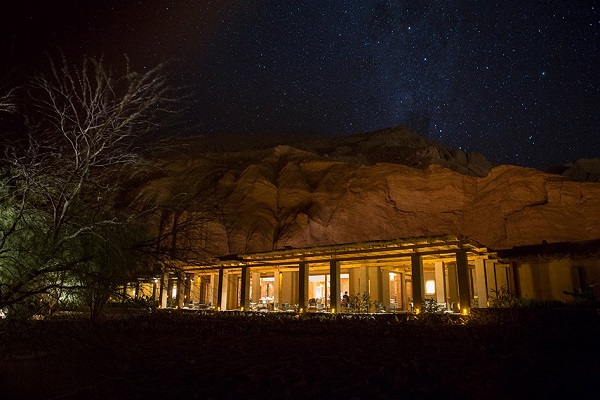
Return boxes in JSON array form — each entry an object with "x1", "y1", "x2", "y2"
[{"x1": 125, "y1": 234, "x2": 600, "y2": 314}]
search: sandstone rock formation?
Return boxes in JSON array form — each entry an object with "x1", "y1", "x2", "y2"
[
  {"x1": 546, "y1": 158, "x2": 600, "y2": 182},
  {"x1": 132, "y1": 129, "x2": 600, "y2": 259},
  {"x1": 290, "y1": 126, "x2": 495, "y2": 177}
]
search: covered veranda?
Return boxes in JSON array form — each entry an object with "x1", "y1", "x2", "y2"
[{"x1": 135, "y1": 234, "x2": 508, "y2": 314}]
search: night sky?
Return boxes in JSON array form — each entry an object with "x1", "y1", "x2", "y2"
[{"x1": 2, "y1": 1, "x2": 599, "y2": 168}]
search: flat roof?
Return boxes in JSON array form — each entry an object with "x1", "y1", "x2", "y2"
[
  {"x1": 185, "y1": 234, "x2": 494, "y2": 272},
  {"x1": 498, "y1": 239, "x2": 600, "y2": 261}
]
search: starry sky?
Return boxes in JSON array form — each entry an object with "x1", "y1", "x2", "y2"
[{"x1": 2, "y1": 1, "x2": 599, "y2": 168}]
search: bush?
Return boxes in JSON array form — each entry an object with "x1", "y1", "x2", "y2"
[
  {"x1": 347, "y1": 292, "x2": 372, "y2": 313},
  {"x1": 489, "y1": 286, "x2": 567, "y2": 309},
  {"x1": 422, "y1": 298, "x2": 445, "y2": 313}
]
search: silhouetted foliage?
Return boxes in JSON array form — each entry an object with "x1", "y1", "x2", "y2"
[{"x1": 0, "y1": 53, "x2": 182, "y2": 320}]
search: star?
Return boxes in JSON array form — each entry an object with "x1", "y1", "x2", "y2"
[{"x1": 0, "y1": 0, "x2": 598, "y2": 168}]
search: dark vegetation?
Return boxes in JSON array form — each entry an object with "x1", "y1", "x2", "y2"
[
  {"x1": 1, "y1": 309, "x2": 598, "y2": 399},
  {"x1": 0, "y1": 54, "x2": 206, "y2": 322}
]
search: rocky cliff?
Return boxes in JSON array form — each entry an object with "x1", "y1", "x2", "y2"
[{"x1": 132, "y1": 128, "x2": 600, "y2": 257}]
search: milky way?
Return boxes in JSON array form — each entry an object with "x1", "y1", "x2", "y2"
[{"x1": 2, "y1": 1, "x2": 599, "y2": 167}]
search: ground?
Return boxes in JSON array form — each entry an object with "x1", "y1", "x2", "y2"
[{"x1": 1, "y1": 310, "x2": 598, "y2": 399}]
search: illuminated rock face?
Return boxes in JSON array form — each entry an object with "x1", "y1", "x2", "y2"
[{"x1": 134, "y1": 145, "x2": 600, "y2": 256}]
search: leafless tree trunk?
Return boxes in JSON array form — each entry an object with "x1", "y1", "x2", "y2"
[{"x1": 0, "y1": 53, "x2": 182, "y2": 316}]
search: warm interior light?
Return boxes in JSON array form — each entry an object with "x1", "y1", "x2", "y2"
[
  {"x1": 461, "y1": 308, "x2": 469, "y2": 315},
  {"x1": 425, "y1": 280, "x2": 435, "y2": 295},
  {"x1": 331, "y1": 308, "x2": 335, "y2": 314}
]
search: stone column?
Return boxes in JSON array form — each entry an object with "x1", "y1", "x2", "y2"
[
  {"x1": 298, "y1": 262, "x2": 309, "y2": 312},
  {"x1": 474, "y1": 259, "x2": 488, "y2": 308},
  {"x1": 434, "y1": 261, "x2": 446, "y2": 305},
  {"x1": 184, "y1": 273, "x2": 194, "y2": 305},
  {"x1": 281, "y1": 271, "x2": 295, "y2": 305},
  {"x1": 456, "y1": 250, "x2": 471, "y2": 313},
  {"x1": 191, "y1": 274, "x2": 200, "y2": 304},
  {"x1": 411, "y1": 254, "x2": 424, "y2": 312},
  {"x1": 359, "y1": 266, "x2": 369, "y2": 294},
  {"x1": 209, "y1": 274, "x2": 218, "y2": 307},
  {"x1": 511, "y1": 261, "x2": 521, "y2": 298},
  {"x1": 380, "y1": 269, "x2": 391, "y2": 311},
  {"x1": 330, "y1": 260, "x2": 341, "y2": 312},
  {"x1": 175, "y1": 272, "x2": 184, "y2": 309},
  {"x1": 486, "y1": 261, "x2": 497, "y2": 297},
  {"x1": 495, "y1": 262, "x2": 509, "y2": 291},
  {"x1": 251, "y1": 272, "x2": 261, "y2": 303},
  {"x1": 159, "y1": 272, "x2": 168, "y2": 309},
  {"x1": 273, "y1": 270, "x2": 281, "y2": 309},
  {"x1": 400, "y1": 272, "x2": 406, "y2": 310},
  {"x1": 228, "y1": 274, "x2": 238, "y2": 309},
  {"x1": 348, "y1": 268, "x2": 356, "y2": 295}
]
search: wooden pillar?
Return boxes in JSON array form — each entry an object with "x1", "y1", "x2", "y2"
[
  {"x1": 217, "y1": 269, "x2": 225, "y2": 310},
  {"x1": 330, "y1": 260, "x2": 341, "y2": 313},
  {"x1": 298, "y1": 262, "x2": 309, "y2": 312},
  {"x1": 240, "y1": 267, "x2": 250, "y2": 311},
  {"x1": 411, "y1": 254, "x2": 424, "y2": 312},
  {"x1": 474, "y1": 259, "x2": 488, "y2": 308},
  {"x1": 456, "y1": 250, "x2": 471, "y2": 313}
]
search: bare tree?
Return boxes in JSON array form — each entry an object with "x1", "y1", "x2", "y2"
[
  {"x1": 0, "y1": 53, "x2": 181, "y2": 318},
  {"x1": 0, "y1": 87, "x2": 17, "y2": 114}
]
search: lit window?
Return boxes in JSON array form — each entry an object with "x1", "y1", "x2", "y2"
[{"x1": 425, "y1": 280, "x2": 435, "y2": 295}]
